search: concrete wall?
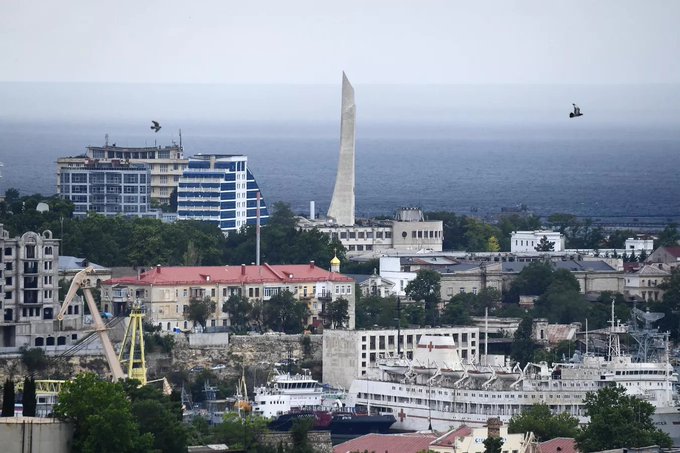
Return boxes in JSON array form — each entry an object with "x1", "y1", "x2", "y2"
[
  {"x1": 0, "y1": 418, "x2": 72, "y2": 453},
  {"x1": 187, "y1": 332, "x2": 229, "y2": 348},
  {"x1": 261, "y1": 430, "x2": 332, "y2": 453}
]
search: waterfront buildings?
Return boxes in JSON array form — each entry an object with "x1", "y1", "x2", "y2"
[
  {"x1": 57, "y1": 143, "x2": 187, "y2": 206},
  {"x1": 57, "y1": 159, "x2": 156, "y2": 218},
  {"x1": 102, "y1": 260, "x2": 355, "y2": 332},
  {"x1": 322, "y1": 326, "x2": 480, "y2": 389},
  {"x1": 0, "y1": 225, "x2": 80, "y2": 348},
  {"x1": 176, "y1": 154, "x2": 269, "y2": 234}
]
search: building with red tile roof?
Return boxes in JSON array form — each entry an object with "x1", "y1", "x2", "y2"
[
  {"x1": 101, "y1": 261, "x2": 355, "y2": 332},
  {"x1": 333, "y1": 432, "x2": 438, "y2": 453},
  {"x1": 537, "y1": 437, "x2": 577, "y2": 453}
]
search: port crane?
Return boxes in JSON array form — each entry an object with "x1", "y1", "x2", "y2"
[{"x1": 57, "y1": 266, "x2": 147, "y2": 384}]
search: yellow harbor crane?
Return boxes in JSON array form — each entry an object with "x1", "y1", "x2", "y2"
[{"x1": 57, "y1": 266, "x2": 147, "y2": 384}]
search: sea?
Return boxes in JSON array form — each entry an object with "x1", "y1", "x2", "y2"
[{"x1": 1, "y1": 83, "x2": 680, "y2": 224}]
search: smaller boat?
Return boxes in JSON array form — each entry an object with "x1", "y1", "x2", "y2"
[{"x1": 378, "y1": 354, "x2": 410, "y2": 375}]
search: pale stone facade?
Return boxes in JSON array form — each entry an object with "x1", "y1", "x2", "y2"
[{"x1": 323, "y1": 327, "x2": 480, "y2": 389}]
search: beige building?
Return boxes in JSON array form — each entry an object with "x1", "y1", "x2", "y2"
[
  {"x1": 299, "y1": 208, "x2": 443, "y2": 257},
  {"x1": 623, "y1": 263, "x2": 669, "y2": 302},
  {"x1": 0, "y1": 226, "x2": 80, "y2": 348},
  {"x1": 102, "y1": 261, "x2": 356, "y2": 332},
  {"x1": 430, "y1": 420, "x2": 536, "y2": 453},
  {"x1": 323, "y1": 326, "x2": 480, "y2": 389},
  {"x1": 57, "y1": 143, "x2": 188, "y2": 206}
]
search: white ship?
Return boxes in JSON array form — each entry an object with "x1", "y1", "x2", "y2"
[
  {"x1": 252, "y1": 369, "x2": 344, "y2": 418},
  {"x1": 347, "y1": 306, "x2": 680, "y2": 444}
]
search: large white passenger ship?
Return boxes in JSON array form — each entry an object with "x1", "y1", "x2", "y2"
[{"x1": 347, "y1": 308, "x2": 680, "y2": 444}]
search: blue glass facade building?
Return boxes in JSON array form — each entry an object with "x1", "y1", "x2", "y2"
[{"x1": 177, "y1": 154, "x2": 269, "y2": 233}]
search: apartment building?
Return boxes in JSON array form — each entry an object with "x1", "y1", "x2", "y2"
[
  {"x1": 177, "y1": 154, "x2": 269, "y2": 234},
  {"x1": 57, "y1": 143, "x2": 188, "y2": 206},
  {"x1": 0, "y1": 225, "x2": 79, "y2": 348},
  {"x1": 101, "y1": 261, "x2": 355, "y2": 332}
]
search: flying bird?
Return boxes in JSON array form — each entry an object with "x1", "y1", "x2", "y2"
[
  {"x1": 150, "y1": 120, "x2": 161, "y2": 132},
  {"x1": 569, "y1": 104, "x2": 583, "y2": 118}
]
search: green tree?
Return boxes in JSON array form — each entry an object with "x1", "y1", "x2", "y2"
[
  {"x1": 534, "y1": 235, "x2": 555, "y2": 252},
  {"x1": 223, "y1": 294, "x2": 252, "y2": 332},
  {"x1": 508, "y1": 404, "x2": 579, "y2": 441},
  {"x1": 325, "y1": 297, "x2": 349, "y2": 328},
  {"x1": 290, "y1": 417, "x2": 315, "y2": 453},
  {"x1": 355, "y1": 295, "x2": 398, "y2": 329},
  {"x1": 1, "y1": 378, "x2": 15, "y2": 417},
  {"x1": 187, "y1": 296, "x2": 217, "y2": 329},
  {"x1": 575, "y1": 386, "x2": 672, "y2": 452},
  {"x1": 212, "y1": 412, "x2": 269, "y2": 452},
  {"x1": 263, "y1": 291, "x2": 309, "y2": 334},
  {"x1": 22, "y1": 377, "x2": 37, "y2": 417},
  {"x1": 511, "y1": 317, "x2": 537, "y2": 367},
  {"x1": 657, "y1": 223, "x2": 680, "y2": 247},
  {"x1": 441, "y1": 296, "x2": 473, "y2": 326},
  {"x1": 406, "y1": 269, "x2": 441, "y2": 325},
  {"x1": 123, "y1": 381, "x2": 188, "y2": 453},
  {"x1": 504, "y1": 261, "x2": 554, "y2": 304},
  {"x1": 54, "y1": 373, "x2": 153, "y2": 453},
  {"x1": 487, "y1": 236, "x2": 501, "y2": 252},
  {"x1": 21, "y1": 346, "x2": 49, "y2": 375},
  {"x1": 483, "y1": 436, "x2": 503, "y2": 453}
]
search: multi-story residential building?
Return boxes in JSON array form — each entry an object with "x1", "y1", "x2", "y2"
[
  {"x1": 298, "y1": 208, "x2": 443, "y2": 257},
  {"x1": 57, "y1": 143, "x2": 188, "y2": 206},
  {"x1": 57, "y1": 159, "x2": 155, "y2": 218},
  {"x1": 323, "y1": 327, "x2": 480, "y2": 389},
  {"x1": 647, "y1": 246, "x2": 680, "y2": 271},
  {"x1": 177, "y1": 154, "x2": 269, "y2": 234},
  {"x1": 0, "y1": 225, "x2": 80, "y2": 348},
  {"x1": 510, "y1": 230, "x2": 565, "y2": 253},
  {"x1": 623, "y1": 263, "x2": 669, "y2": 302},
  {"x1": 101, "y1": 260, "x2": 355, "y2": 332}
]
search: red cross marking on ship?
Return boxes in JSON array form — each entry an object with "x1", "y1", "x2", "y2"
[
  {"x1": 399, "y1": 409, "x2": 407, "y2": 422},
  {"x1": 428, "y1": 341, "x2": 434, "y2": 352}
]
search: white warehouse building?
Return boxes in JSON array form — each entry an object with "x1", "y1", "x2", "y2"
[{"x1": 510, "y1": 230, "x2": 565, "y2": 253}]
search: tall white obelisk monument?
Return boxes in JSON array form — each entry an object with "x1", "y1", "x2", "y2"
[{"x1": 327, "y1": 72, "x2": 356, "y2": 226}]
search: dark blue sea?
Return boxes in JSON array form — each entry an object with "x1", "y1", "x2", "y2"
[{"x1": 1, "y1": 119, "x2": 680, "y2": 222}]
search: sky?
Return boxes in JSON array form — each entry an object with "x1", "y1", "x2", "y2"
[{"x1": 1, "y1": 0, "x2": 680, "y2": 85}]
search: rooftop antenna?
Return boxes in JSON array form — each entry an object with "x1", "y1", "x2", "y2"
[
  {"x1": 179, "y1": 129, "x2": 183, "y2": 152},
  {"x1": 256, "y1": 191, "x2": 261, "y2": 266},
  {"x1": 105, "y1": 133, "x2": 109, "y2": 147}
]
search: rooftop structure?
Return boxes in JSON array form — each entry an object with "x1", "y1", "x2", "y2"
[
  {"x1": 177, "y1": 154, "x2": 269, "y2": 234},
  {"x1": 327, "y1": 72, "x2": 356, "y2": 226}
]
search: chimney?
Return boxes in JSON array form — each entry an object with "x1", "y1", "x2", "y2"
[
  {"x1": 156, "y1": 264, "x2": 161, "y2": 273},
  {"x1": 487, "y1": 418, "x2": 502, "y2": 439},
  {"x1": 309, "y1": 261, "x2": 315, "y2": 269},
  {"x1": 241, "y1": 264, "x2": 246, "y2": 276}
]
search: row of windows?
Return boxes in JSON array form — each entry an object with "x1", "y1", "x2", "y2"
[
  {"x1": 336, "y1": 230, "x2": 393, "y2": 240},
  {"x1": 3, "y1": 246, "x2": 53, "y2": 258},
  {"x1": 409, "y1": 230, "x2": 441, "y2": 239}
]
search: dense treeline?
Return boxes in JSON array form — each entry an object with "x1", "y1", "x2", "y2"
[
  {"x1": 357, "y1": 262, "x2": 630, "y2": 332},
  {"x1": 2, "y1": 189, "x2": 678, "y2": 267},
  {"x1": 0, "y1": 191, "x2": 344, "y2": 268}
]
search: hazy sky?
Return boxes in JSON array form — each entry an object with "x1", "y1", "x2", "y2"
[{"x1": 2, "y1": 0, "x2": 680, "y2": 85}]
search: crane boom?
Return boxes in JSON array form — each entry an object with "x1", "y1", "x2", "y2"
[{"x1": 57, "y1": 267, "x2": 125, "y2": 382}]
